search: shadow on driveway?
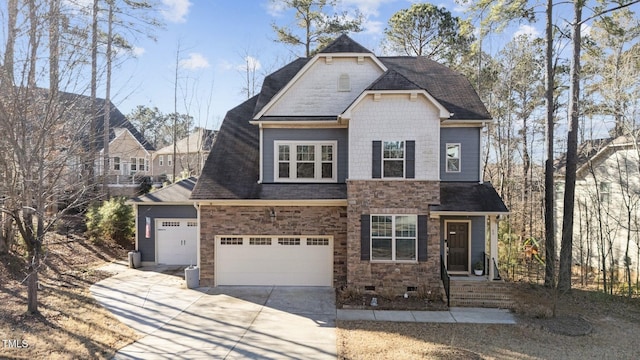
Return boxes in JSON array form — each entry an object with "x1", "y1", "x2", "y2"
[{"x1": 90, "y1": 265, "x2": 337, "y2": 360}]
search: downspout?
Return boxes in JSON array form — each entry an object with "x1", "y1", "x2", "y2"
[
  {"x1": 194, "y1": 201, "x2": 201, "y2": 277},
  {"x1": 258, "y1": 124, "x2": 263, "y2": 184}
]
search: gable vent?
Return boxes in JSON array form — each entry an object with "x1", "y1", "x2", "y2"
[{"x1": 338, "y1": 73, "x2": 351, "y2": 92}]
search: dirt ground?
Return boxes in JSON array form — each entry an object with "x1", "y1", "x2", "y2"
[
  {"x1": 3, "y1": 227, "x2": 640, "y2": 360},
  {"x1": 338, "y1": 283, "x2": 640, "y2": 360},
  {"x1": 0, "y1": 230, "x2": 138, "y2": 360}
]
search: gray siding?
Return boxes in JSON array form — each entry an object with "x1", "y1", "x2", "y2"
[
  {"x1": 440, "y1": 127, "x2": 480, "y2": 182},
  {"x1": 439, "y1": 216, "x2": 486, "y2": 266},
  {"x1": 136, "y1": 205, "x2": 197, "y2": 262},
  {"x1": 263, "y1": 128, "x2": 348, "y2": 183}
]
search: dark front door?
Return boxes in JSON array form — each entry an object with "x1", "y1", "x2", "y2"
[{"x1": 447, "y1": 222, "x2": 469, "y2": 272}]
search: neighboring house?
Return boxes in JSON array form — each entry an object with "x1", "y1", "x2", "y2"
[
  {"x1": 129, "y1": 177, "x2": 198, "y2": 266},
  {"x1": 91, "y1": 97, "x2": 155, "y2": 196},
  {"x1": 555, "y1": 133, "x2": 640, "y2": 276},
  {"x1": 152, "y1": 128, "x2": 217, "y2": 182},
  {"x1": 187, "y1": 35, "x2": 508, "y2": 292}
]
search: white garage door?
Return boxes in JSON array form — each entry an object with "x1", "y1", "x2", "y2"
[
  {"x1": 216, "y1": 235, "x2": 333, "y2": 286},
  {"x1": 156, "y1": 219, "x2": 198, "y2": 265}
]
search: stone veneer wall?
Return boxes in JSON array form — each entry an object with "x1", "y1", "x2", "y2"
[
  {"x1": 347, "y1": 180, "x2": 441, "y2": 294},
  {"x1": 199, "y1": 205, "x2": 347, "y2": 287}
]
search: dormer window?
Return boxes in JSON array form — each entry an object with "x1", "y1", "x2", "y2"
[
  {"x1": 338, "y1": 73, "x2": 350, "y2": 92},
  {"x1": 275, "y1": 141, "x2": 337, "y2": 182}
]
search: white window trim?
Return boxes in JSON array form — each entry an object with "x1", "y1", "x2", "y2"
[
  {"x1": 370, "y1": 214, "x2": 418, "y2": 263},
  {"x1": 159, "y1": 155, "x2": 164, "y2": 166},
  {"x1": 382, "y1": 141, "x2": 405, "y2": 179},
  {"x1": 168, "y1": 155, "x2": 173, "y2": 166},
  {"x1": 274, "y1": 141, "x2": 338, "y2": 183},
  {"x1": 446, "y1": 143, "x2": 461, "y2": 173}
]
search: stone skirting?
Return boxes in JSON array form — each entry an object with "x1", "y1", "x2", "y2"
[
  {"x1": 199, "y1": 205, "x2": 347, "y2": 287},
  {"x1": 346, "y1": 180, "x2": 441, "y2": 294}
]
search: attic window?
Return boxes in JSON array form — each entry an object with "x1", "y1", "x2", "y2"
[{"x1": 338, "y1": 73, "x2": 351, "y2": 92}]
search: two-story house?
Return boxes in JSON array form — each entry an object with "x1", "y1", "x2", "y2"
[
  {"x1": 185, "y1": 35, "x2": 508, "y2": 294},
  {"x1": 151, "y1": 128, "x2": 217, "y2": 182},
  {"x1": 555, "y1": 133, "x2": 640, "y2": 281}
]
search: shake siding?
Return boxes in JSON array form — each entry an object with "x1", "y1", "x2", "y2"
[
  {"x1": 348, "y1": 94, "x2": 440, "y2": 180},
  {"x1": 265, "y1": 57, "x2": 383, "y2": 116},
  {"x1": 440, "y1": 127, "x2": 481, "y2": 182},
  {"x1": 263, "y1": 128, "x2": 349, "y2": 183}
]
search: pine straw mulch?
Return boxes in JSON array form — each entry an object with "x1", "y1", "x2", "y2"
[{"x1": 0, "y1": 231, "x2": 138, "y2": 360}]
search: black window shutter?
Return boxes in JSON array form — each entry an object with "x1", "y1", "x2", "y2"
[
  {"x1": 417, "y1": 215, "x2": 427, "y2": 261},
  {"x1": 406, "y1": 140, "x2": 415, "y2": 179},
  {"x1": 372, "y1": 141, "x2": 381, "y2": 178},
  {"x1": 360, "y1": 215, "x2": 370, "y2": 260}
]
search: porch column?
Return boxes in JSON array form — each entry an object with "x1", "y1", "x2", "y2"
[{"x1": 489, "y1": 215, "x2": 498, "y2": 280}]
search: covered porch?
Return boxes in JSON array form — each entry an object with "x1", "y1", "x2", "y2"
[{"x1": 430, "y1": 182, "x2": 510, "y2": 307}]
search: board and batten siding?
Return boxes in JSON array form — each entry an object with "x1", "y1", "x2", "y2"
[
  {"x1": 265, "y1": 57, "x2": 384, "y2": 116},
  {"x1": 262, "y1": 128, "x2": 349, "y2": 183},
  {"x1": 136, "y1": 205, "x2": 197, "y2": 262},
  {"x1": 440, "y1": 127, "x2": 481, "y2": 182},
  {"x1": 348, "y1": 94, "x2": 440, "y2": 180}
]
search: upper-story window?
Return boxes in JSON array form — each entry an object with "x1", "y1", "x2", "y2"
[
  {"x1": 159, "y1": 155, "x2": 164, "y2": 166},
  {"x1": 372, "y1": 140, "x2": 415, "y2": 179},
  {"x1": 599, "y1": 181, "x2": 610, "y2": 204},
  {"x1": 446, "y1": 143, "x2": 461, "y2": 172},
  {"x1": 383, "y1": 141, "x2": 404, "y2": 178},
  {"x1": 168, "y1": 155, "x2": 173, "y2": 166},
  {"x1": 275, "y1": 141, "x2": 337, "y2": 182}
]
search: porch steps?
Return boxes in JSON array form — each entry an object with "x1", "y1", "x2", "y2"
[{"x1": 448, "y1": 279, "x2": 515, "y2": 309}]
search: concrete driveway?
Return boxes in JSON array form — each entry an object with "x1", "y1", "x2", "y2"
[{"x1": 90, "y1": 265, "x2": 336, "y2": 359}]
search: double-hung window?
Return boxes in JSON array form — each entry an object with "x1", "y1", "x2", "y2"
[
  {"x1": 113, "y1": 157, "x2": 120, "y2": 171},
  {"x1": 138, "y1": 158, "x2": 145, "y2": 172},
  {"x1": 446, "y1": 143, "x2": 461, "y2": 172},
  {"x1": 383, "y1": 141, "x2": 405, "y2": 178},
  {"x1": 275, "y1": 141, "x2": 337, "y2": 182},
  {"x1": 370, "y1": 215, "x2": 417, "y2": 261},
  {"x1": 130, "y1": 157, "x2": 137, "y2": 171},
  {"x1": 159, "y1": 155, "x2": 164, "y2": 166}
]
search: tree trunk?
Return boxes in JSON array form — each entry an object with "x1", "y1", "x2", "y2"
[
  {"x1": 544, "y1": 0, "x2": 556, "y2": 288},
  {"x1": 103, "y1": 1, "x2": 113, "y2": 197},
  {"x1": 558, "y1": 1, "x2": 583, "y2": 293}
]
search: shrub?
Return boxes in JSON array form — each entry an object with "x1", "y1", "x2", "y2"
[{"x1": 85, "y1": 197, "x2": 134, "y2": 247}]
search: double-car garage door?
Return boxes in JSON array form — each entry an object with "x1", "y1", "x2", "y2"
[{"x1": 216, "y1": 235, "x2": 333, "y2": 286}]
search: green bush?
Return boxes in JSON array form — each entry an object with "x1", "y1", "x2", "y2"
[{"x1": 85, "y1": 197, "x2": 134, "y2": 247}]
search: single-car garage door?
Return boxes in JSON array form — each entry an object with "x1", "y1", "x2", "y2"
[
  {"x1": 156, "y1": 219, "x2": 198, "y2": 265},
  {"x1": 216, "y1": 235, "x2": 333, "y2": 286}
]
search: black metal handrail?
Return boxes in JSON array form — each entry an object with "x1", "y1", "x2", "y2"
[
  {"x1": 492, "y1": 257, "x2": 502, "y2": 280},
  {"x1": 440, "y1": 254, "x2": 450, "y2": 307}
]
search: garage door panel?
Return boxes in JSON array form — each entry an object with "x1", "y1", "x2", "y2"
[
  {"x1": 216, "y1": 235, "x2": 332, "y2": 286},
  {"x1": 157, "y1": 219, "x2": 197, "y2": 265}
]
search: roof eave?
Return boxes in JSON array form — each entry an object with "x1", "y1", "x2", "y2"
[{"x1": 340, "y1": 89, "x2": 451, "y2": 120}]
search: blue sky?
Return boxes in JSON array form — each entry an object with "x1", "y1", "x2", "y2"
[{"x1": 110, "y1": 0, "x2": 548, "y2": 130}]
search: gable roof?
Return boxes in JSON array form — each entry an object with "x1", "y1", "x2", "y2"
[
  {"x1": 56, "y1": 91, "x2": 154, "y2": 152},
  {"x1": 130, "y1": 177, "x2": 197, "y2": 203},
  {"x1": 555, "y1": 133, "x2": 639, "y2": 178},
  {"x1": 378, "y1": 57, "x2": 491, "y2": 120},
  {"x1": 192, "y1": 35, "x2": 493, "y2": 201},
  {"x1": 155, "y1": 128, "x2": 217, "y2": 155},
  {"x1": 319, "y1": 34, "x2": 372, "y2": 54}
]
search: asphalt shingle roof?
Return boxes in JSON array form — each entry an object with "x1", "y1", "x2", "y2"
[
  {"x1": 131, "y1": 177, "x2": 197, "y2": 203},
  {"x1": 431, "y1": 182, "x2": 509, "y2": 213},
  {"x1": 192, "y1": 35, "x2": 493, "y2": 201}
]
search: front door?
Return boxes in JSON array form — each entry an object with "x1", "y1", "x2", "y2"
[{"x1": 446, "y1": 222, "x2": 469, "y2": 272}]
